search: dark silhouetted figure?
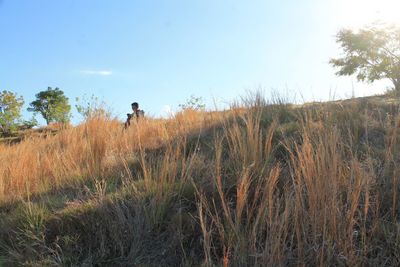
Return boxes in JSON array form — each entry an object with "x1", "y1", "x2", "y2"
[{"x1": 124, "y1": 102, "x2": 144, "y2": 129}]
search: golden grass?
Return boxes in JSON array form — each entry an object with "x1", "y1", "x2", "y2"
[
  {"x1": 0, "y1": 95, "x2": 399, "y2": 266},
  {"x1": 0, "y1": 109, "x2": 226, "y2": 202}
]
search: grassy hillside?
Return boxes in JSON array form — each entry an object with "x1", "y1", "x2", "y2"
[{"x1": 0, "y1": 93, "x2": 400, "y2": 266}]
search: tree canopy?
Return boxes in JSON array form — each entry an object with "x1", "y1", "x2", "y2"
[
  {"x1": 330, "y1": 24, "x2": 400, "y2": 92},
  {"x1": 28, "y1": 87, "x2": 71, "y2": 125},
  {"x1": 0, "y1": 90, "x2": 25, "y2": 135}
]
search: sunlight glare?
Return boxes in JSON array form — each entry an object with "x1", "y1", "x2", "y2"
[{"x1": 337, "y1": 0, "x2": 400, "y2": 29}]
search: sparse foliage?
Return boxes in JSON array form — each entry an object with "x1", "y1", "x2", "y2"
[
  {"x1": 0, "y1": 90, "x2": 24, "y2": 135},
  {"x1": 179, "y1": 95, "x2": 206, "y2": 111},
  {"x1": 28, "y1": 87, "x2": 71, "y2": 125},
  {"x1": 330, "y1": 24, "x2": 400, "y2": 92},
  {"x1": 75, "y1": 94, "x2": 112, "y2": 120},
  {"x1": 20, "y1": 117, "x2": 38, "y2": 130}
]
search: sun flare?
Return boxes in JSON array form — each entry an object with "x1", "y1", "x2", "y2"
[{"x1": 338, "y1": 0, "x2": 400, "y2": 29}]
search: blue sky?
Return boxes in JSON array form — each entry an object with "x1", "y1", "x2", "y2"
[{"x1": 0, "y1": 0, "x2": 397, "y2": 124}]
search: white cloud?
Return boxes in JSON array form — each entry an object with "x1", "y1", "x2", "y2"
[{"x1": 80, "y1": 70, "x2": 112, "y2": 76}]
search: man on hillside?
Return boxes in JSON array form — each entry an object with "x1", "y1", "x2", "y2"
[{"x1": 124, "y1": 102, "x2": 144, "y2": 128}]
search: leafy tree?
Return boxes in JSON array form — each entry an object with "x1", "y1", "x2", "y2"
[
  {"x1": 0, "y1": 90, "x2": 24, "y2": 135},
  {"x1": 330, "y1": 24, "x2": 400, "y2": 92},
  {"x1": 28, "y1": 87, "x2": 71, "y2": 125}
]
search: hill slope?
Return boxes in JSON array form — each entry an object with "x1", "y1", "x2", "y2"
[{"x1": 1, "y1": 94, "x2": 400, "y2": 266}]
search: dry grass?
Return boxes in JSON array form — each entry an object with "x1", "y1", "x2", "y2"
[
  {"x1": 0, "y1": 94, "x2": 399, "y2": 266},
  {"x1": 0, "y1": 109, "x2": 225, "y2": 202}
]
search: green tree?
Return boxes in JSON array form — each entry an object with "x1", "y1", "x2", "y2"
[
  {"x1": 0, "y1": 90, "x2": 25, "y2": 135},
  {"x1": 28, "y1": 87, "x2": 71, "y2": 125},
  {"x1": 330, "y1": 24, "x2": 400, "y2": 92}
]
